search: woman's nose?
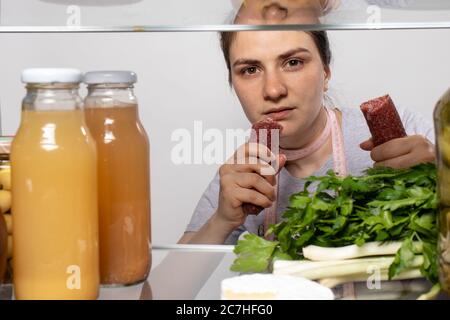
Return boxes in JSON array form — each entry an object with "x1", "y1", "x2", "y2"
[
  {"x1": 263, "y1": 72, "x2": 288, "y2": 102},
  {"x1": 262, "y1": 3, "x2": 288, "y2": 21}
]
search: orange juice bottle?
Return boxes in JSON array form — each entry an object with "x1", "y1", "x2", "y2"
[
  {"x1": 83, "y1": 71, "x2": 151, "y2": 286},
  {"x1": 11, "y1": 68, "x2": 99, "y2": 299}
]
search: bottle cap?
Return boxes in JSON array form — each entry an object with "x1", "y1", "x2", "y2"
[
  {"x1": 83, "y1": 71, "x2": 137, "y2": 85},
  {"x1": 21, "y1": 68, "x2": 82, "y2": 84}
]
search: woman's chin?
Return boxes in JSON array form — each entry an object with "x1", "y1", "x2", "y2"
[
  {"x1": 279, "y1": 124, "x2": 306, "y2": 144},
  {"x1": 278, "y1": 123, "x2": 296, "y2": 137},
  {"x1": 279, "y1": 128, "x2": 295, "y2": 143}
]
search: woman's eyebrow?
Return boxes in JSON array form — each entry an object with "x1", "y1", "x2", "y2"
[
  {"x1": 278, "y1": 47, "x2": 311, "y2": 60},
  {"x1": 232, "y1": 58, "x2": 260, "y2": 68},
  {"x1": 232, "y1": 47, "x2": 310, "y2": 68}
]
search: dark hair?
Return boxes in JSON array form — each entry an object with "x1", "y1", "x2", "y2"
[{"x1": 220, "y1": 30, "x2": 332, "y2": 85}]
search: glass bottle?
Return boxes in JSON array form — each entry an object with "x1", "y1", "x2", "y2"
[
  {"x1": 11, "y1": 68, "x2": 99, "y2": 299},
  {"x1": 83, "y1": 71, "x2": 151, "y2": 286},
  {"x1": 433, "y1": 87, "x2": 450, "y2": 294},
  {"x1": 0, "y1": 137, "x2": 12, "y2": 284},
  {"x1": 0, "y1": 213, "x2": 6, "y2": 284}
]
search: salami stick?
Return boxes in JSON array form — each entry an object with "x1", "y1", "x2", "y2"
[
  {"x1": 242, "y1": 118, "x2": 282, "y2": 216},
  {"x1": 360, "y1": 94, "x2": 406, "y2": 146}
]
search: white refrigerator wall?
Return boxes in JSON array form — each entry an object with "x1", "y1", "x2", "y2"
[
  {"x1": 1, "y1": 29, "x2": 449, "y2": 245},
  {"x1": 0, "y1": 4, "x2": 449, "y2": 246}
]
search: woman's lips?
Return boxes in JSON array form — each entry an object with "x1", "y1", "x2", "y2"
[{"x1": 266, "y1": 108, "x2": 294, "y2": 121}]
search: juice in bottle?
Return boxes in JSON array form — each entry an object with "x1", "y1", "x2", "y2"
[
  {"x1": 83, "y1": 71, "x2": 151, "y2": 286},
  {"x1": 11, "y1": 68, "x2": 99, "y2": 299}
]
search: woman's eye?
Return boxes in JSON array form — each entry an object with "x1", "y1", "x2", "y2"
[
  {"x1": 285, "y1": 59, "x2": 303, "y2": 68},
  {"x1": 242, "y1": 67, "x2": 258, "y2": 75}
]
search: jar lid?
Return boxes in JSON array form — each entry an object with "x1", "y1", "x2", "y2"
[
  {"x1": 83, "y1": 71, "x2": 137, "y2": 85},
  {"x1": 22, "y1": 68, "x2": 82, "y2": 83},
  {"x1": 0, "y1": 137, "x2": 13, "y2": 155},
  {"x1": 21, "y1": 68, "x2": 82, "y2": 84}
]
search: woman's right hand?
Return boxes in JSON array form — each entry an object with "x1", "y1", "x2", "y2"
[{"x1": 214, "y1": 143, "x2": 286, "y2": 232}]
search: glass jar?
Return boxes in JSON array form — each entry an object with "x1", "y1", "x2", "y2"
[
  {"x1": 11, "y1": 68, "x2": 99, "y2": 299},
  {"x1": 0, "y1": 214, "x2": 5, "y2": 284},
  {"x1": 434, "y1": 87, "x2": 450, "y2": 294},
  {"x1": 0, "y1": 137, "x2": 12, "y2": 284},
  {"x1": 83, "y1": 71, "x2": 151, "y2": 286}
]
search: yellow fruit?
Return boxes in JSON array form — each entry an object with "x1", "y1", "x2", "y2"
[
  {"x1": 0, "y1": 190, "x2": 11, "y2": 214},
  {"x1": 0, "y1": 169, "x2": 10, "y2": 191},
  {"x1": 4, "y1": 214, "x2": 11, "y2": 234}
]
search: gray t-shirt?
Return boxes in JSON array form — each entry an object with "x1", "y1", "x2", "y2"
[{"x1": 185, "y1": 107, "x2": 435, "y2": 244}]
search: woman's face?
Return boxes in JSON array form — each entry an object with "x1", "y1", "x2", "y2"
[
  {"x1": 229, "y1": 30, "x2": 330, "y2": 141},
  {"x1": 232, "y1": 0, "x2": 331, "y2": 24}
]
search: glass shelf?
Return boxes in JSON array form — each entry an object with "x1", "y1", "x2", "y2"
[
  {"x1": 2, "y1": 245, "x2": 449, "y2": 300},
  {"x1": 0, "y1": 0, "x2": 450, "y2": 33}
]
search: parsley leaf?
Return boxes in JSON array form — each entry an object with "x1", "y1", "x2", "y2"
[{"x1": 230, "y1": 233, "x2": 279, "y2": 273}]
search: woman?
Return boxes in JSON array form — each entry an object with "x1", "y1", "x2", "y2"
[{"x1": 178, "y1": 1, "x2": 435, "y2": 245}]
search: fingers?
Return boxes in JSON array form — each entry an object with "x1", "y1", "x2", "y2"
[
  {"x1": 235, "y1": 188, "x2": 274, "y2": 209},
  {"x1": 235, "y1": 173, "x2": 276, "y2": 201},
  {"x1": 374, "y1": 148, "x2": 435, "y2": 169},
  {"x1": 224, "y1": 142, "x2": 285, "y2": 178},
  {"x1": 257, "y1": 154, "x2": 287, "y2": 176},
  {"x1": 229, "y1": 143, "x2": 277, "y2": 164},
  {"x1": 220, "y1": 165, "x2": 276, "y2": 199},
  {"x1": 247, "y1": 142, "x2": 276, "y2": 162},
  {"x1": 219, "y1": 144, "x2": 286, "y2": 212},
  {"x1": 374, "y1": 153, "x2": 413, "y2": 169},
  {"x1": 220, "y1": 162, "x2": 276, "y2": 185},
  {"x1": 276, "y1": 154, "x2": 287, "y2": 174},
  {"x1": 360, "y1": 138, "x2": 374, "y2": 151},
  {"x1": 372, "y1": 135, "x2": 436, "y2": 169},
  {"x1": 369, "y1": 136, "x2": 412, "y2": 162}
]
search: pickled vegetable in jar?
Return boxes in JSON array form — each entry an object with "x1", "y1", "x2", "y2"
[{"x1": 433, "y1": 87, "x2": 450, "y2": 294}]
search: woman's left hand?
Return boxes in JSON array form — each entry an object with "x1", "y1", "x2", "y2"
[{"x1": 360, "y1": 135, "x2": 435, "y2": 169}]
